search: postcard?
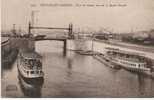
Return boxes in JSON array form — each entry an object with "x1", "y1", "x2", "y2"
[{"x1": 1, "y1": 0, "x2": 154, "y2": 98}]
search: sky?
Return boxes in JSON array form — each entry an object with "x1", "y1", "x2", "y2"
[{"x1": 1, "y1": 0, "x2": 154, "y2": 33}]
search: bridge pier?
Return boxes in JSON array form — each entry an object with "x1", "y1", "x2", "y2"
[{"x1": 63, "y1": 40, "x2": 67, "y2": 56}]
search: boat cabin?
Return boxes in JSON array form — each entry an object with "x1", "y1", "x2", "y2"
[
  {"x1": 105, "y1": 49, "x2": 148, "y2": 69},
  {"x1": 19, "y1": 51, "x2": 42, "y2": 70}
]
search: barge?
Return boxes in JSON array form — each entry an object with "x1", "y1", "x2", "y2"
[
  {"x1": 76, "y1": 50, "x2": 94, "y2": 56},
  {"x1": 93, "y1": 53, "x2": 121, "y2": 69}
]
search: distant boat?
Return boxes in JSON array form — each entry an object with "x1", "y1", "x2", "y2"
[
  {"x1": 34, "y1": 35, "x2": 46, "y2": 40},
  {"x1": 76, "y1": 50, "x2": 94, "y2": 56},
  {"x1": 105, "y1": 47, "x2": 154, "y2": 75},
  {"x1": 93, "y1": 53, "x2": 121, "y2": 69},
  {"x1": 17, "y1": 50, "x2": 44, "y2": 79}
]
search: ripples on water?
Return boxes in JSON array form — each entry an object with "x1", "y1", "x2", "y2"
[{"x1": 1, "y1": 41, "x2": 154, "y2": 97}]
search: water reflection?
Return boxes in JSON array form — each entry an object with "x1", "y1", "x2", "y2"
[
  {"x1": 136, "y1": 72, "x2": 154, "y2": 97},
  {"x1": 65, "y1": 57, "x2": 73, "y2": 79},
  {"x1": 2, "y1": 59, "x2": 15, "y2": 71},
  {"x1": 18, "y1": 75, "x2": 44, "y2": 97},
  {"x1": 1, "y1": 50, "x2": 18, "y2": 78},
  {"x1": 1, "y1": 60, "x2": 16, "y2": 78},
  {"x1": 137, "y1": 73, "x2": 146, "y2": 96}
]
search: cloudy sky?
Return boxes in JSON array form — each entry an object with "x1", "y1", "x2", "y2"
[{"x1": 1, "y1": 0, "x2": 154, "y2": 33}]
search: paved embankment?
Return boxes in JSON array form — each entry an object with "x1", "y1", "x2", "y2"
[{"x1": 93, "y1": 39, "x2": 154, "y2": 66}]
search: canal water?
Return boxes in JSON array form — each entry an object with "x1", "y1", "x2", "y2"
[{"x1": 1, "y1": 40, "x2": 154, "y2": 97}]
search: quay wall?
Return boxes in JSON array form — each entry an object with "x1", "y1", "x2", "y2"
[{"x1": 67, "y1": 39, "x2": 154, "y2": 61}]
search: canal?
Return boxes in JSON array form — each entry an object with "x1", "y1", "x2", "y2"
[{"x1": 1, "y1": 40, "x2": 154, "y2": 97}]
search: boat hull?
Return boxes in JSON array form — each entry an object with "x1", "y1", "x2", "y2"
[
  {"x1": 120, "y1": 65, "x2": 152, "y2": 74},
  {"x1": 17, "y1": 68, "x2": 44, "y2": 85},
  {"x1": 18, "y1": 74, "x2": 43, "y2": 97}
]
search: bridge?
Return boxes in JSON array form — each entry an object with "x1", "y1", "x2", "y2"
[
  {"x1": 28, "y1": 22, "x2": 73, "y2": 38},
  {"x1": 28, "y1": 22, "x2": 73, "y2": 56}
]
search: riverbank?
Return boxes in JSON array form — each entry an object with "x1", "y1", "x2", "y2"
[
  {"x1": 1, "y1": 37, "x2": 18, "y2": 68},
  {"x1": 95, "y1": 39, "x2": 154, "y2": 53},
  {"x1": 1, "y1": 37, "x2": 35, "y2": 69}
]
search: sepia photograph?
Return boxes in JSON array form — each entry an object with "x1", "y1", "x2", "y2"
[{"x1": 1, "y1": 0, "x2": 154, "y2": 98}]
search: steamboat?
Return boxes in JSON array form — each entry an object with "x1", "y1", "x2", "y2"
[
  {"x1": 17, "y1": 50, "x2": 44, "y2": 80},
  {"x1": 105, "y1": 47, "x2": 154, "y2": 75}
]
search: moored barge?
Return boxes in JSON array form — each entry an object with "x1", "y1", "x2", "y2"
[{"x1": 93, "y1": 53, "x2": 121, "y2": 69}]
